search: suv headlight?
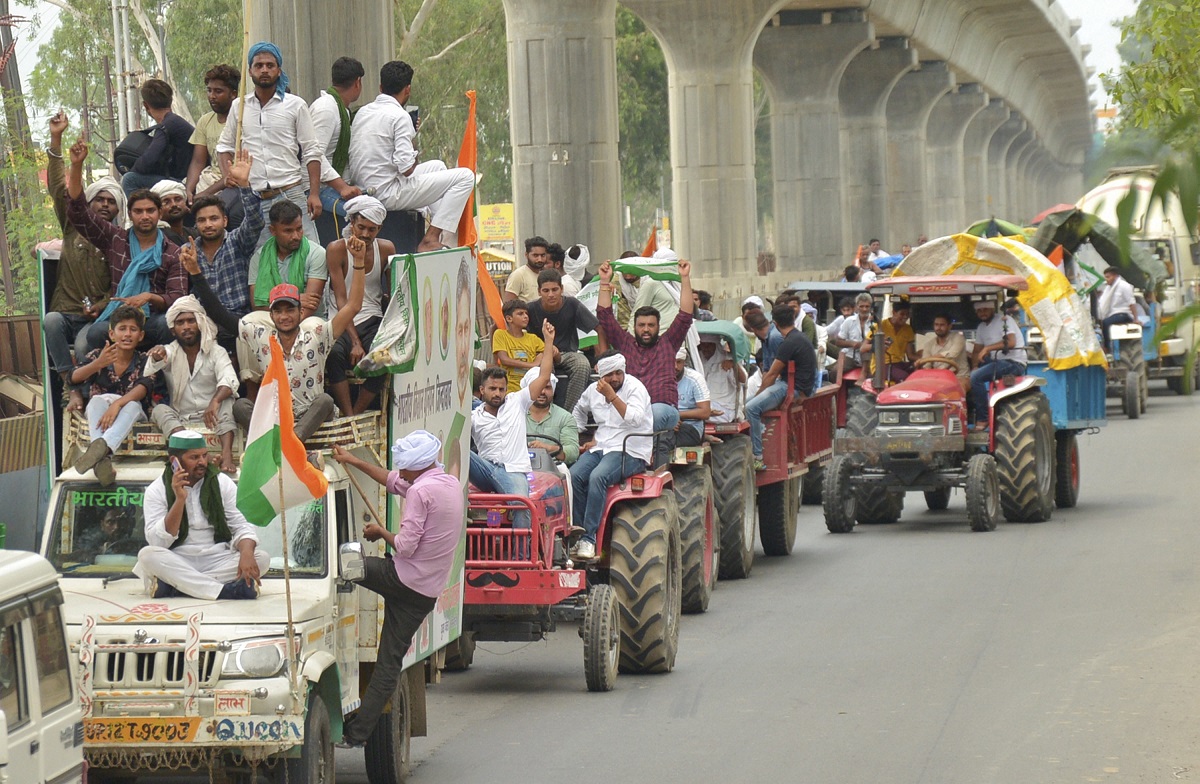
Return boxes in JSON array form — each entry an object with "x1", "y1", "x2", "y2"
[
  {"x1": 221, "y1": 639, "x2": 287, "y2": 678},
  {"x1": 879, "y1": 411, "x2": 900, "y2": 424}
]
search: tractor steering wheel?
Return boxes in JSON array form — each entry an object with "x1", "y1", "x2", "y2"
[
  {"x1": 527, "y1": 433, "x2": 564, "y2": 458},
  {"x1": 914, "y1": 355, "x2": 961, "y2": 373}
]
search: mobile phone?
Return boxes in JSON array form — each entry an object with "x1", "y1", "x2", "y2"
[
  {"x1": 171, "y1": 457, "x2": 182, "y2": 473},
  {"x1": 407, "y1": 105, "x2": 419, "y2": 131}
]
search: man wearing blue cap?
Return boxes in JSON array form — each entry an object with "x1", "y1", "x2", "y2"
[
  {"x1": 215, "y1": 42, "x2": 325, "y2": 245},
  {"x1": 135, "y1": 429, "x2": 269, "y2": 600},
  {"x1": 331, "y1": 431, "x2": 464, "y2": 747}
]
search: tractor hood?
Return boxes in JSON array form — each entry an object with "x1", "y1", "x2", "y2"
[{"x1": 877, "y1": 370, "x2": 964, "y2": 405}]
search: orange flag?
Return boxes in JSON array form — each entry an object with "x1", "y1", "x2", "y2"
[
  {"x1": 1047, "y1": 244, "x2": 1065, "y2": 267},
  {"x1": 641, "y1": 223, "x2": 657, "y2": 257},
  {"x1": 454, "y1": 89, "x2": 503, "y2": 329}
]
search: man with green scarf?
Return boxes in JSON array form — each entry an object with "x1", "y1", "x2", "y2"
[
  {"x1": 135, "y1": 430, "x2": 269, "y2": 600},
  {"x1": 311, "y1": 56, "x2": 365, "y2": 218},
  {"x1": 247, "y1": 200, "x2": 329, "y2": 318}
]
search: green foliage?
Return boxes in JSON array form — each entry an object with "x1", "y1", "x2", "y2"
[
  {"x1": 164, "y1": 0, "x2": 243, "y2": 116},
  {"x1": 1103, "y1": 0, "x2": 1200, "y2": 150},
  {"x1": 0, "y1": 149, "x2": 57, "y2": 315},
  {"x1": 615, "y1": 8, "x2": 669, "y2": 241}
]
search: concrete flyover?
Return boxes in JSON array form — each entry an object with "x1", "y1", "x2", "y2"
[{"x1": 251, "y1": 0, "x2": 1093, "y2": 307}]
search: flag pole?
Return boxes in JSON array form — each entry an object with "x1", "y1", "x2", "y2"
[{"x1": 276, "y1": 465, "x2": 299, "y2": 705}]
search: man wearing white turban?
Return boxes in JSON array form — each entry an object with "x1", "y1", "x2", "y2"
[
  {"x1": 324, "y1": 195, "x2": 396, "y2": 416},
  {"x1": 145, "y1": 296, "x2": 240, "y2": 472},
  {"x1": 568, "y1": 350, "x2": 654, "y2": 560},
  {"x1": 151, "y1": 179, "x2": 195, "y2": 244},
  {"x1": 45, "y1": 111, "x2": 122, "y2": 411},
  {"x1": 330, "y1": 431, "x2": 464, "y2": 747}
]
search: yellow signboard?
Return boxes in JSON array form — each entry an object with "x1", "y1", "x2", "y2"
[{"x1": 479, "y1": 203, "x2": 514, "y2": 242}]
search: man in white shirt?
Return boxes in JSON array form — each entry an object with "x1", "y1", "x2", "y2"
[
  {"x1": 215, "y1": 42, "x2": 324, "y2": 244},
  {"x1": 345, "y1": 60, "x2": 475, "y2": 253},
  {"x1": 569, "y1": 351, "x2": 654, "y2": 560},
  {"x1": 867, "y1": 238, "x2": 890, "y2": 262},
  {"x1": 310, "y1": 56, "x2": 365, "y2": 218},
  {"x1": 833, "y1": 293, "x2": 877, "y2": 371},
  {"x1": 916, "y1": 313, "x2": 969, "y2": 391},
  {"x1": 699, "y1": 334, "x2": 746, "y2": 423},
  {"x1": 968, "y1": 299, "x2": 1027, "y2": 430},
  {"x1": 1097, "y1": 266, "x2": 1136, "y2": 349},
  {"x1": 145, "y1": 297, "x2": 240, "y2": 473},
  {"x1": 134, "y1": 431, "x2": 269, "y2": 600},
  {"x1": 470, "y1": 323, "x2": 557, "y2": 530}
]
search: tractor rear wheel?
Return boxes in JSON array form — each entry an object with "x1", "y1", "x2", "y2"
[
  {"x1": 993, "y1": 393, "x2": 1056, "y2": 523},
  {"x1": 710, "y1": 435, "x2": 756, "y2": 580},
  {"x1": 801, "y1": 465, "x2": 823, "y2": 505},
  {"x1": 443, "y1": 632, "x2": 475, "y2": 671},
  {"x1": 1054, "y1": 431, "x2": 1080, "y2": 509},
  {"x1": 608, "y1": 494, "x2": 681, "y2": 674},
  {"x1": 965, "y1": 454, "x2": 1001, "y2": 532},
  {"x1": 758, "y1": 477, "x2": 800, "y2": 556},
  {"x1": 924, "y1": 488, "x2": 952, "y2": 511},
  {"x1": 583, "y1": 584, "x2": 620, "y2": 692},
  {"x1": 363, "y1": 676, "x2": 411, "y2": 784},
  {"x1": 673, "y1": 465, "x2": 717, "y2": 613},
  {"x1": 822, "y1": 455, "x2": 857, "y2": 533}
]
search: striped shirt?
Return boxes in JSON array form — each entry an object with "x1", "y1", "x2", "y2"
[{"x1": 193, "y1": 187, "x2": 263, "y2": 319}]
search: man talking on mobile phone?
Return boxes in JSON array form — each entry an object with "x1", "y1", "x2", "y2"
[{"x1": 134, "y1": 430, "x2": 270, "y2": 600}]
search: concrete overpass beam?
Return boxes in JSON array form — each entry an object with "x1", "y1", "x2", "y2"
[
  {"x1": 984, "y1": 116, "x2": 1026, "y2": 218},
  {"x1": 501, "y1": 0, "x2": 622, "y2": 256},
  {"x1": 924, "y1": 84, "x2": 988, "y2": 239},
  {"x1": 885, "y1": 62, "x2": 955, "y2": 248},
  {"x1": 1005, "y1": 131, "x2": 1035, "y2": 222},
  {"x1": 962, "y1": 100, "x2": 1010, "y2": 221},
  {"x1": 838, "y1": 39, "x2": 918, "y2": 255},
  {"x1": 754, "y1": 17, "x2": 873, "y2": 273}
]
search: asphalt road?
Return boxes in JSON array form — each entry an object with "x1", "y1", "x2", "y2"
[{"x1": 332, "y1": 386, "x2": 1200, "y2": 784}]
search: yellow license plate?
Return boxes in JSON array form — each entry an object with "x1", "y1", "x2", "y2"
[
  {"x1": 85, "y1": 717, "x2": 202, "y2": 744},
  {"x1": 886, "y1": 440, "x2": 915, "y2": 451}
]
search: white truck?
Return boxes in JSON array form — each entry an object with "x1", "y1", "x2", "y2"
[
  {"x1": 35, "y1": 249, "x2": 476, "y2": 783},
  {"x1": 1077, "y1": 167, "x2": 1200, "y2": 394}
]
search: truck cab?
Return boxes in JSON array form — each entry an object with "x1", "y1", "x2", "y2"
[{"x1": 0, "y1": 551, "x2": 85, "y2": 784}]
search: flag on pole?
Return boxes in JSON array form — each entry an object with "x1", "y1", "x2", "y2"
[
  {"x1": 641, "y1": 224, "x2": 657, "y2": 257},
  {"x1": 611, "y1": 255, "x2": 681, "y2": 282},
  {"x1": 454, "y1": 89, "x2": 504, "y2": 330},
  {"x1": 236, "y1": 336, "x2": 329, "y2": 525}
]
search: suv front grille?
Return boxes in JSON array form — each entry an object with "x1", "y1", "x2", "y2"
[{"x1": 96, "y1": 646, "x2": 221, "y2": 688}]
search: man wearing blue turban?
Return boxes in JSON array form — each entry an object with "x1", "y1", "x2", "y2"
[{"x1": 215, "y1": 41, "x2": 325, "y2": 246}]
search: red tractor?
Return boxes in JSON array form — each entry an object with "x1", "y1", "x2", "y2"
[{"x1": 460, "y1": 436, "x2": 683, "y2": 691}]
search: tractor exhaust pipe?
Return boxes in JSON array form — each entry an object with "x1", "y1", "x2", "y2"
[{"x1": 873, "y1": 328, "x2": 887, "y2": 390}]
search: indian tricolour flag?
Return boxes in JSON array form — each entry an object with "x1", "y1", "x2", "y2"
[
  {"x1": 611, "y1": 256, "x2": 681, "y2": 282},
  {"x1": 236, "y1": 335, "x2": 329, "y2": 525}
]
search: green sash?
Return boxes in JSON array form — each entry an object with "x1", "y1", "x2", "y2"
[
  {"x1": 327, "y1": 87, "x2": 352, "y2": 174},
  {"x1": 253, "y1": 236, "x2": 311, "y2": 307},
  {"x1": 163, "y1": 463, "x2": 231, "y2": 549}
]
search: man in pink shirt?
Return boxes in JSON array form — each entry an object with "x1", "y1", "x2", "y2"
[{"x1": 331, "y1": 429, "x2": 464, "y2": 747}]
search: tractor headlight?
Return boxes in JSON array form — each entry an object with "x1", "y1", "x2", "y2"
[
  {"x1": 879, "y1": 411, "x2": 900, "y2": 424},
  {"x1": 221, "y1": 638, "x2": 287, "y2": 678},
  {"x1": 908, "y1": 410, "x2": 935, "y2": 424}
]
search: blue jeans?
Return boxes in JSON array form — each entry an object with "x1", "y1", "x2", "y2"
[
  {"x1": 746, "y1": 380, "x2": 789, "y2": 458},
  {"x1": 1101, "y1": 312, "x2": 1134, "y2": 350},
  {"x1": 87, "y1": 393, "x2": 146, "y2": 451},
  {"x1": 969, "y1": 359, "x2": 1026, "y2": 421},
  {"x1": 43, "y1": 312, "x2": 94, "y2": 378},
  {"x1": 570, "y1": 450, "x2": 647, "y2": 544},
  {"x1": 254, "y1": 184, "x2": 320, "y2": 249},
  {"x1": 468, "y1": 452, "x2": 531, "y2": 529},
  {"x1": 121, "y1": 171, "x2": 173, "y2": 196}
]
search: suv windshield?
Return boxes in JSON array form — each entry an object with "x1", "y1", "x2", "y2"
[{"x1": 47, "y1": 481, "x2": 328, "y2": 579}]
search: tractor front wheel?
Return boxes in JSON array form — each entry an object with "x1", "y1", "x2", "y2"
[
  {"x1": 583, "y1": 584, "x2": 620, "y2": 692},
  {"x1": 711, "y1": 435, "x2": 756, "y2": 580},
  {"x1": 673, "y1": 465, "x2": 717, "y2": 613},
  {"x1": 965, "y1": 454, "x2": 1001, "y2": 532},
  {"x1": 822, "y1": 455, "x2": 857, "y2": 534}
]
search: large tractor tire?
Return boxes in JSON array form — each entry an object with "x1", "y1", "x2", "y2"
[
  {"x1": 1120, "y1": 347, "x2": 1143, "y2": 419},
  {"x1": 710, "y1": 435, "x2": 756, "y2": 580},
  {"x1": 443, "y1": 631, "x2": 476, "y2": 671},
  {"x1": 993, "y1": 393, "x2": 1056, "y2": 523},
  {"x1": 363, "y1": 674, "x2": 411, "y2": 784},
  {"x1": 801, "y1": 465, "x2": 824, "y2": 505},
  {"x1": 608, "y1": 493, "x2": 681, "y2": 674},
  {"x1": 1054, "y1": 431, "x2": 1080, "y2": 509},
  {"x1": 582, "y1": 584, "x2": 620, "y2": 692},
  {"x1": 822, "y1": 455, "x2": 857, "y2": 534},
  {"x1": 758, "y1": 477, "x2": 800, "y2": 556},
  {"x1": 924, "y1": 488, "x2": 952, "y2": 511},
  {"x1": 844, "y1": 395, "x2": 903, "y2": 525},
  {"x1": 845, "y1": 393, "x2": 878, "y2": 439},
  {"x1": 965, "y1": 454, "x2": 1001, "y2": 532},
  {"x1": 673, "y1": 465, "x2": 717, "y2": 614}
]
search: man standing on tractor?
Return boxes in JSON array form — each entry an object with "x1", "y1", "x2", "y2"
[
  {"x1": 569, "y1": 351, "x2": 654, "y2": 561},
  {"x1": 594, "y1": 258, "x2": 694, "y2": 465},
  {"x1": 968, "y1": 298, "x2": 1027, "y2": 431},
  {"x1": 745, "y1": 305, "x2": 818, "y2": 471},
  {"x1": 469, "y1": 323, "x2": 557, "y2": 530}
]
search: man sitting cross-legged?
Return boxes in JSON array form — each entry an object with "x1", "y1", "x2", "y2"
[
  {"x1": 569, "y1": 351, "x2": 653, "y2": 561},
  {"x1": 469, "y1": 323, "x2": 557, "y2": 531},
  {"x1": 135, "y1": 430, "x2": 269, "y2": 600},
  {"x1": 145, "y1": 296, "x2": 240, "y2": 473}
]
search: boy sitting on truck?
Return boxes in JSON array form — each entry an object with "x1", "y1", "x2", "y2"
[
  {"x1": 71, "y1": 305, "x2": 157, "y2": 486},
  {"x1": 492, "y1": 299, "x2": 548, "y2": 392},
  {"x1": 134, "y1": 430, "x2": 269, "y2": 600}
]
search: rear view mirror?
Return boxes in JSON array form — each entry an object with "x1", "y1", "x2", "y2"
[{"x1": 338, "y1": 542, "x2": 365, "y2": 583}]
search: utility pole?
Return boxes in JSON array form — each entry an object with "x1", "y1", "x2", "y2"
[
  {"x1": 0, "y1": 1, "x2": 31, "y2": 150},
  {"x1": 111, "y1": 0, "x2": 128, "y2": 136},
  {"x1": 104, "y1": 56, "x2": 119, "y2": 169}
]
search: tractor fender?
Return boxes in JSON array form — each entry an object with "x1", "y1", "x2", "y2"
[
  {"x1": 1109, "y1": 323, "x2": 1143, "y2": 341},
  {"x1": 988, "y1": 376, "x2": 1045, "y2": 410},
  {"x1": 599, "y1": 472, "x2": 674, "y2": 523}
]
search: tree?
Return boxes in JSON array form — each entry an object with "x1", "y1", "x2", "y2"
[
  {"x1": 1103, "y1": 0, "x2": 1200, "y2": 151},
  {"x1": 615, "y1": 8, "x2": 669, "y2": 243}
]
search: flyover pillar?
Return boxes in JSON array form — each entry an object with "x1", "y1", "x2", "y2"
[
  {"x1": 924, "y1": 85, "x2": 988, "y2": 239},
  {"x1": 984, "y1": 116, "x2": 1026, "y2": 218},
  {"x1": 838, "y1": 39, "x2": 917, "y2": 255},
  {"x1": 1005, "y1": 131, "x2": 1036, "y2": 222},
  {"x1": 962, "y1": 100, "x2": 1010, "y2": 221},
  {"x1": 885, "y1": 63, "x2": 955, "y2": 248},
  {"x1": 754, "y1": 16, "x2": 873, "y2": 273},
  {"x1": 501, "y1": 0, "x2": 622, "y2": 256},
  {"x1": 622, "y1": 0, "x2": 780, "y2": 280}
]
